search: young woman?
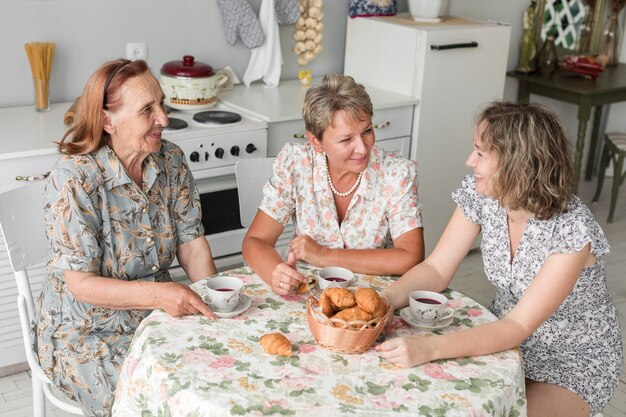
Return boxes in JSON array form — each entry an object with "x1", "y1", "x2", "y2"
[{"x1": 378, "y1": 102, "x2": 622, "y2": 417}]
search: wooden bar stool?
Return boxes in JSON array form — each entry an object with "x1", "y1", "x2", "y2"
[{"x1": 592, "y1": 132, "x2": 626, "y2": 223}]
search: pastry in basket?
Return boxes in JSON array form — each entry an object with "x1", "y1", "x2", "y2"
[
  {"x1": 354, "y1": 288, "x2": 382, "y2": 314},
  {"x1": 319, "y1": 288, "x2": 356, "y2": 317},
  {"x1": 332, "y1": 305, "x2": 373, "y2": 326},
  {"x1": 260, "y1": 332, "x2": 293, "y2": 357},
  {"x1": 371, "y1": 297, "x2": 388, "y2": 321}
]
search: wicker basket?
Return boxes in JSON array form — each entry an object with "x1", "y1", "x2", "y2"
[{"x1": 306, "y1": 288, "x2": 393, "y2": 354}]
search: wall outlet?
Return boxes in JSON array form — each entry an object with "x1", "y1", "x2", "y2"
[{"x1": 126, "y1": 42, "x2": 148, "y2": 61}]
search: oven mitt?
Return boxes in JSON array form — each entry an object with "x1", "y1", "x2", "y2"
[
  {"x1": 275, "y1": 0, "x2": 300, "y2": 25},
  {"x1": 216, "y1": 0, "x2": 265, "y2": 49}
]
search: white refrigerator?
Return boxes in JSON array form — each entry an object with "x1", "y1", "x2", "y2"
[{"x1": 344, "y1": 14, "x2": 511, "y2": 254}]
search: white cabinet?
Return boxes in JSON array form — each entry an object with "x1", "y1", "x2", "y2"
[
  {"x1": 345, "y1": 15, "x2": 511, "y2": 254},
  {"x1": 220, "y1": 79, "x2": 417, "y2": 159},
  {"x1": 0, "y1": 103, "x2": 66, "y2": 371}
]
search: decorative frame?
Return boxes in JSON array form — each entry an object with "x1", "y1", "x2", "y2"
[{"x1": 535, "y1": 0, "x2": 607, "y2": 54}]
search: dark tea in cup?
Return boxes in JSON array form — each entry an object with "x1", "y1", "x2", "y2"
[
  {"x1": 325, "y1": 277, "x2": 347, "y2": 282},
  {"x1": 409, "y1": 290, "x2": 449, "y2": 325},
  {"x1": 413, "y1": 297, "x2": 441, "y2": 305}
]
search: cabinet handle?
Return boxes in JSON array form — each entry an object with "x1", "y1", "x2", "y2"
[
  {"x1": 430, "y1": 42, "x2": 478, "y2": 51},
  {"x1": 16, "y1": 172, "x2": 50, "y2": 182},
  {"x1": 293, "y1": 133, "x2": 306, "y2": 139},
  {"x1": 374, "y1": 121, "x2": 390, "y2": 129}
]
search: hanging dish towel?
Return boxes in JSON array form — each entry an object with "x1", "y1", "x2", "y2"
[{"x1": 243, "y1": 0, "x2": 282, "y2": 87}]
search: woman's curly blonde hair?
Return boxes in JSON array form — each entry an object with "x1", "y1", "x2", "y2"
[{"x1": 477, "y1": 101, "x2": 575, "y2": 220}]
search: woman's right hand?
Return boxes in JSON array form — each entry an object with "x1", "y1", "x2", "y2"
[
  {"x1": 375, "y1": 335, "x2": 438, "y2": 368},
  {"x1": 154, "y1": 282, "x2": 216, "y2": 319},
  {"x1": 270, "y1": 252, "x2": 304, "y2": 295}
]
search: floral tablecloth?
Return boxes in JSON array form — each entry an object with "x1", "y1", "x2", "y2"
[{"x1": 112, "y1": 266, "x2": 526, "y2": 417}]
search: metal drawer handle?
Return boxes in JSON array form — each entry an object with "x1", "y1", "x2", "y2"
[
  {"x1": 16, "y1": 172, "x2": 50, "y2": 182},
  {"x1": 293, "y1": 133, "x2": 306, "y2": 139},
  {"x1": 374, "y1": 121, "x2": 391, "y2": 129},
  {"x1": 430, "y1": 41, "x2": 478, "y2": 51}
]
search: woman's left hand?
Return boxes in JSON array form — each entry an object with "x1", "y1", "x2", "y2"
[
  {"x1": 289, "y1": 235, "x2": 327, "y2": 266},
  {"x1": 375, "y1": 335, "x2": 437, "y2": 368}
]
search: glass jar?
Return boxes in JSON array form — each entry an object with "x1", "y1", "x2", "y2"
[
  {"x1": 599, "y1": 13, "x2": 621, "y2": 66},
  {"x1": 537, "y1": 35, "x2": 559, "y2": 77}
]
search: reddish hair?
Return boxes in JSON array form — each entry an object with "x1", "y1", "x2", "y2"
[{"x1": 57, "y1": 59, "x2": 150, "y2": 155}]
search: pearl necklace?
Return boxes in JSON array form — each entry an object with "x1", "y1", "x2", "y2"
[{"x1": 325, "y1": 159, "x2": 362, "y2": 197}]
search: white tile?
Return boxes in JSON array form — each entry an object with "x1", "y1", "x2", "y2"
[{"x1": 0, "y1": 376, "x2": 18, "y2": 394}]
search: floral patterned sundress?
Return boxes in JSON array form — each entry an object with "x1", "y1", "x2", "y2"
[
  {"x1": 259, "y1": 142, "x2": 422, "y2": 249},
  {"x1": 34, "y1": 140, "x2": 204, "y2": 417},
  {"x1": 452, "y1": 175, "x2": 623, "y2": 413}
]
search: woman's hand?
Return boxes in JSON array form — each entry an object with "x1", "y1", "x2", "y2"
[
  {"x1": 289, "y1": 235, "x2": 328, "y2": 266},
  {"x1": 271, "y1": 252, "x2": 304, "y2": 295},
  {"x1": 154, "y1": 282, "x2": 216, "y2": 319},
  {"x1": 375, "y1": 335, "x2": 438, "y2": 368}
]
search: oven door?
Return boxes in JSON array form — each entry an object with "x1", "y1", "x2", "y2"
[{"x1": 171, "y1": 172, "x2": 294, "y2": 275}]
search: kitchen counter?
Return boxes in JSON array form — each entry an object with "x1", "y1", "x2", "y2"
[
  {"x1": 219, "y1": 78, "x2": 418, "y2": 123},
  {"x1": 0, "y1": 102, "x2": 71, "y2": 160}
]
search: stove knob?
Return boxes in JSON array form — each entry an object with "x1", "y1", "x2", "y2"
[
  {"x1": 215, "y1": 148, "x2": 225, "y2": 159},
  {"x1": 230, "y1": 146, "x2": 240, "y2": 156},
  {"x1": 245, "y1": 143, "x2": 257, "y2": 154},
  {"x1": 190, "y1": 151, "x2": 200, "y2": 162},
  {"x1": 205, "y1": 151, "x2": 209, "y2": 161}
]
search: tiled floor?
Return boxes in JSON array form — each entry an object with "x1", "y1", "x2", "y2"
[{"x1": 0, "y1": 178, "x2": 624, "y2": 416}]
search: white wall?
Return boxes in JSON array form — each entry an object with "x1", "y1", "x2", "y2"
[{"x1": 0, "y1": 0, "x2": 355, "y2": 108}]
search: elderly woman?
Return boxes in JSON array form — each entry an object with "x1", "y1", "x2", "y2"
[
  {"x1": 378, "y1": 102, "x2": 623, "y2": 417},
  {"x1": 242, "y1": 74, "x2": 424, "y2": 294},
  {"x1": 33, "y1": 59, "x2": 217, "y2": 416}
]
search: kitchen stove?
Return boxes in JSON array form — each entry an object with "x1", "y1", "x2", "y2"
[
  {"x1": 162, "y1": 103, "x2": 268, "y2": 184},
  {"x1": 162, "y1": 102, "x2": 268, "y2": 271}
]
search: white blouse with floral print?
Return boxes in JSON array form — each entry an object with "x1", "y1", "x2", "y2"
[{"x1": 259, "y1": 142, "x2": 422, "y2": 249}]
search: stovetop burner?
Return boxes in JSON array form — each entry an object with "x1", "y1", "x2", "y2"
[
  {"x1": 164, "y1": 117, "x2": 188, "y2": 131},
  {"x1": 193, "y1": 110, "x2": 242, "y2": 125}
]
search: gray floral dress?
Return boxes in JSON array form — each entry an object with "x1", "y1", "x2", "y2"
[
  {"x1": 34, "y1": 140, "x2": 204, "y2": 417},
  {"x1": 452, "y1": 175, "x2": 623, "y2": 413}
]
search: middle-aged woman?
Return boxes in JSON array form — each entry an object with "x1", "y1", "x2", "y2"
[
  {"x1": 242, "y1": 74, "x2": 424, "y2": 295},
  {"x1": 378, "y1": 102, "x2": 623, "y2": 417},
  {"x1": 33, "y1": 59, "x2": 217, "y2": 416}
]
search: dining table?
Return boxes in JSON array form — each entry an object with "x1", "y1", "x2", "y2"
[{"x1": 112, "y1": 265, "x2": 527, "y2": 417}]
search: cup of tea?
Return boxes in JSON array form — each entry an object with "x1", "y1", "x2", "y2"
[
  {"x1": 409, "y1": 290, "x2": 450, "y2": 325},
  {"x1": 205, "y1": 276, "x2": 244, "y2": 312},
  {"x1": 318, "y1": 267, "x2": 355, "y2": 289}
]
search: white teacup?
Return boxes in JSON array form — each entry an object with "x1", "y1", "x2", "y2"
[
  {"x1": 409, "y1": 290, "x2": 449, "y2": 325},
  {"x1": 318, "y1": 267, "x2": 355, "y2": 290},
  {"x1": 205, "y1": 276, "x2": 244, "y2": 312}
]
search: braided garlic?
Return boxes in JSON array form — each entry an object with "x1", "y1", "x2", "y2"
[{"x1": 293, "y1": 0, "x2": 324, "y2": 66}]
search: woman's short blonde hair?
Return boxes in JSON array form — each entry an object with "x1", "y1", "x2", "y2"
[
  {"x1": 57, "y1": 59, "x2": 151, "y2": 155},
  {"x1": 302, "y1": 74, "x2": 373, "y2": 140},
  {"x1": 477, "y1": 101, "x2": 574, "y2": 220}
]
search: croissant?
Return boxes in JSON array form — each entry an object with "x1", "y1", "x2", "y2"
[
  {"x1": 331, "y1": 305, "x2": 372, "y2": 325},
  {"x1": 319, "y1": 291, "x2": 336, "y2": 317},
  {"x1": 371, "y1": 298, "x2": 388, "y2": 320},
  {"x1": 325, "y1": 287, "x2": 356, "y2": 309},
  {"x1": 354, "y1": 288, "x2": 382, "y2": 314},
  {"x1": 260, "y1": 332, "x2": 293, "y2": 357}
]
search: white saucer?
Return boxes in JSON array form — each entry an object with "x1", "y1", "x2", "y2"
[
  {"x1": 203, "y1": 294, "x2": 252, "y2": 318},
  {"x1": 400, "y1": 307, "x2": 453, "y2": 330}
]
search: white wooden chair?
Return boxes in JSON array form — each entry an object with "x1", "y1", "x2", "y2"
[
  {"x1": 235, "y1": 157, "x2": 275, "y2": 228},
  {"x1": 0, "y1": 182, "x2": 83, "y2": 416}
]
